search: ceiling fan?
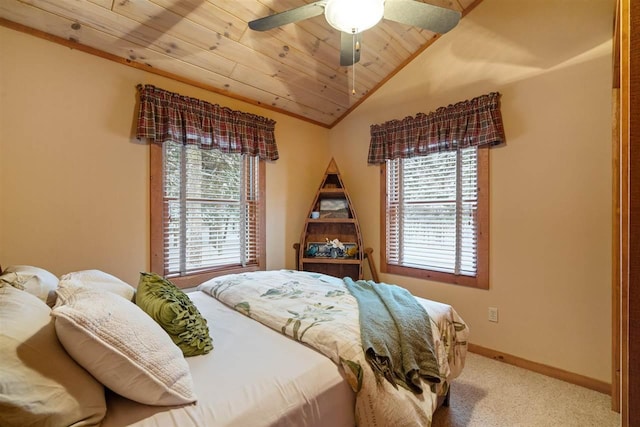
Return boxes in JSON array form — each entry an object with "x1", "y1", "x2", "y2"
[{"x1": 248, "y1": 0, "x2": 462, "y2": 66}]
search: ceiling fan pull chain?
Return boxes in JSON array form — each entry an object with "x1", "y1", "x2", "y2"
[{"x1": 352, "y1": 31, "x2": 356, "y2": 95}]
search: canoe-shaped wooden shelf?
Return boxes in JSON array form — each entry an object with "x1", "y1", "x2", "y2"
[
  {"x1": 297, "y1": 158, "x2": 364, "y2": 280},
  {"x1": 319, "y1": 188, "x2": 346, "y2": 195},
  {"x1": 301, "y1": 258, "x2": 362, "y2": 265},
  {"x1": 306, "y1": 218, "x2": 356, "y2": 224}
]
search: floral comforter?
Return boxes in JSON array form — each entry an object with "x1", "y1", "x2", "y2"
[{"x1": 198, "y1": 270, "x2": 468, "y2": 427}]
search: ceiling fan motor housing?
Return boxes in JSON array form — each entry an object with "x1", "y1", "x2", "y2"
[{"x1": 324, "y1": 0, "x2": 385, "y2": 34}]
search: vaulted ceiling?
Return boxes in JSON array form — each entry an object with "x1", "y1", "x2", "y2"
[{"x1": 0, "y1": 0, "x2": 479, "y2": 127}]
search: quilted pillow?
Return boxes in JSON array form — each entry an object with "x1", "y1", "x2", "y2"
[
  {"x1": 136, "y1": 272, "x2": 213, "y2": 357},
  {"x1": 0, "y1": 265, "x2": 58, "y2": 306},
  {"x1": 60, "y1": 269, "x2": 135, "y2": 301},
  {"x1": 0, "y1": 284, "x2": 106, "y2": 426},
  {"x1": 52, "y1": 283, "x2": 196, "y2": 406}
]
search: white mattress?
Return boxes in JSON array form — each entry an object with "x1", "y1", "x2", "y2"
[{"x1": 102, "y1": 291, "x2": 356, "y2": 427}]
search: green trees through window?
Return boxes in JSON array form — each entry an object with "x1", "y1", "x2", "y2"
[
  {"x1": 151, "y1": 142, "x2": 264, "y2": 287},
  {"x1": 382, "y1": 146, "x2": 489, "y2": 289}
]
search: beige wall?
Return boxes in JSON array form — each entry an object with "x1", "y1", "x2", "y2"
[
  {"x1": 329, "y1": 0, "x2": 614, "y2": 383},
  {"x1": 0, "y1": 27, "x2": 330, "y2": 285},
  {"x1": 0, "y1": 0, "x2": 614, "y2": 385}
]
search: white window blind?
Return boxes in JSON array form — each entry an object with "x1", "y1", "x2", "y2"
[
  {"x1": 162, "y1": 141, "x2": 260, "y2": 277},
  {"x1": 386, "y1": 147, "x2": 478, "y2": 276}
]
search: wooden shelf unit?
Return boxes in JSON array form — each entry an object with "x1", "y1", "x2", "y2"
[{"x1": 298, "y1": 158, "x2": 364, "y2": 280}]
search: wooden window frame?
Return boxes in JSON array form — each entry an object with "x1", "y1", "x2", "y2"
[
  {"x1": 380, "y1": 146, "x2": 489, "y2": 289},
  {"x1": 150, "y1": 143, "x2": 266, "y2": 288}
]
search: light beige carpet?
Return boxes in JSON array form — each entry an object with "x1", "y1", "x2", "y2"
[{"x1": 432, "y1": 353, "x2": 621, "y2": 426}]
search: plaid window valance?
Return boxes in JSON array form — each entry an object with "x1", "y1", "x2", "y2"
[
  {"x1": 368, "y1": 92, "x2": 504, "y2": 164},
  {"x1": 136, "y1": 85, "x2": 279, "y2": 161}
]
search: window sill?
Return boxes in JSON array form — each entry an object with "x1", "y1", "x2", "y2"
[
  {"x1": 383, "y1": 264, "x2": 488, "y2": 289},
  {"x1": 164, "y1": 265, "x2": 263, "y2": 289}
]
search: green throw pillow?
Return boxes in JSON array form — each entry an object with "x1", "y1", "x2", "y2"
[{"x1": 136, "y1": 272, "x2": 213, "y2": 357}]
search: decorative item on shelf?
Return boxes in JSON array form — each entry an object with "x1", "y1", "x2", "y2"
[
  {"x1": 320, "y1": 199, "x2": 349, "y2": 218},
  {"x1": 343, "y1": 243, "x2": 358, "y2": 259},
  {"x1": 306, "y1": 242, "x2": 329, "y2": 257},
  {"x1": 310, "y1": 211, "x2": 320, "y2": 219},
  {"x1": 325, "y1": 238, "x2": 345, "y2": 258},
  {"x1": 318, "y1": 238, "x2": 358, "y2": 259}
]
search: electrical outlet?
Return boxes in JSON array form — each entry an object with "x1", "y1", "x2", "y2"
[{"x1": 488, "y1": 307, "x2": 499, "y2": 322}]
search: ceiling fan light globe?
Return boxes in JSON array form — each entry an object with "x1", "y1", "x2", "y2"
[{"x1": 324, "y1": 0, "x2": 385, "y2": 34}]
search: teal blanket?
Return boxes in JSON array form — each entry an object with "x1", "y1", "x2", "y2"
[{"x1": 344, "y1": 278, "x2": 441, "y2": 394}]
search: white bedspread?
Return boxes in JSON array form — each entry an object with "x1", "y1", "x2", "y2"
[{"x1": 198, "y1": 270, "x2": 469, "y2": 427}]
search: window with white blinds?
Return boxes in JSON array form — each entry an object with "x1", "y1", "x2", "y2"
[
  {"x1": 161, "y1": 141, "x2": 261, "y2": 278},
  {"x1": 384, "y1": 146, "x2": 489, "y2": 288}
]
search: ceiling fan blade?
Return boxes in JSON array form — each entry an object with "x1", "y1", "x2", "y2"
[
  {"x1": 248, "y1": 1, "x2": 327, "y2": 31},
  {"x1": 340, "y1": 32, "x2": 362, "y2": 66},
  {"x1": 383, "y1": 0, "x2": 461, "y2": 34}
]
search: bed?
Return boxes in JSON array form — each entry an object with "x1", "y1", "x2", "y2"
[{"x1": 0, "y1": 267, "x2": 468, "y2": 427}]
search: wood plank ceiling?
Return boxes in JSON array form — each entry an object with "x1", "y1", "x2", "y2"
[{"x1": 0, "y1": 0, "x2": 479, "y2": 127}]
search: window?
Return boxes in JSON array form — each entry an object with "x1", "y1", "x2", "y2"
[
  {"x1": 382, "y1": 146, "x2": 488, "y2": 289},
  {"x1": 150, "y1": 142, "x2": 265, "y2": 288}
]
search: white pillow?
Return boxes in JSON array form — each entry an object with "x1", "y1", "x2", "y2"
[
  {"x1": 52, "y1": 284, "x2": 196, "y2": 406},
  {"x1": 0, "y1": 265, "x2": 58, "y2": 306},
  {"x1": 60, "y1": 269, "x2": 135, "y2": 301},
  {"x1": 0, "y1": 284, "x2": 106, "y2": 426}
]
